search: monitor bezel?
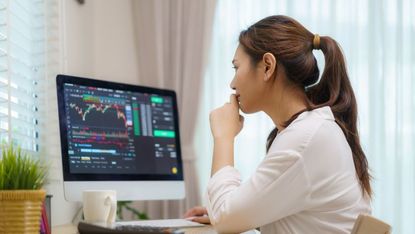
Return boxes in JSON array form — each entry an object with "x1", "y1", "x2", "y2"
[{"x1": 56, "y1": 74, "x2": 184, "y2": 182}]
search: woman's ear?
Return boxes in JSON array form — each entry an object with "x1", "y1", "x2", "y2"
[{"x1": 263, "y1": 52, "x2": 277, "y2": 82}]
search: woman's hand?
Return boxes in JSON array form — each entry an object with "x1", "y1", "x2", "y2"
[
  {"x1": 183, "y1": 206, "x2": 210, "y2": 224},
  {"x1": 209, "y1": 94, "x2": 244, "y2": 140}
]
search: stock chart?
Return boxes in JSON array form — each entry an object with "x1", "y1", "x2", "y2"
[{"x1": 66, "y1": 91, "x2": 135, "y2": 157}]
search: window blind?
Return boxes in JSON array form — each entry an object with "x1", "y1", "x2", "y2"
[{"x1": 0, "y1": 0, "x2": 45, "y2": 152}]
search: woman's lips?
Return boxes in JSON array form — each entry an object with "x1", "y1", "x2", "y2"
[{"x1": 235, "y1": 94, "x2": 241, "y2": 105}]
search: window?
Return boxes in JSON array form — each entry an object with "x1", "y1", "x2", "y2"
[
  {"x1": 0, "y1": 0, "x2": 46, "y2": 151},
  {"x1": 0, "y1": 0, "x2": 59, "y2": 154}
]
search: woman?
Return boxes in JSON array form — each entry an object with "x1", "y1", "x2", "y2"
[{"x1": 185, "y1": 15, "x2": 371, "y2": 233}]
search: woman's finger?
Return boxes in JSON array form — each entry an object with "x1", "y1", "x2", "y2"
[
  {"x1": 183, "y1": 206, "x2": 207, "y2": 218},
  {"x1": 229, "y1": 94, "x2": 238, "y2": 107},
  {"x1": 190, "y1": 216, "x2": 211, "y2": 224}
]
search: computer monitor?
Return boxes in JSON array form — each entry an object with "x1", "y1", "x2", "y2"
[{"x1": 56, "y1": 74, "x2": 185, "y2": 201}]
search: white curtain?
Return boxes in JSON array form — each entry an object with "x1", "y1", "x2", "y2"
[
  {"x1": 131, "y1": 0, "x2": 217, "y2": 219},
  {"x1": 195, "y1": 0, "x2": 415, "y2": 233}
]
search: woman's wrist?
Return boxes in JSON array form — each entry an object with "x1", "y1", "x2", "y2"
[
  {"x1": 211, "y1": 137, "x2": 235, "y2": 175},
  {"x1": 213, "y1": 136, "x2": 235, "y2": 143}
]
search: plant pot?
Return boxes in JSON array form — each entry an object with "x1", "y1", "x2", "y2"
[{"x1": 0, "y1": 189, "x2": 46, "y2": 233}]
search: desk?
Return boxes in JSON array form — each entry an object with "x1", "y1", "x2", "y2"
[{"x1": 53, "y1": 223, "x2": 258, "y2": 234}]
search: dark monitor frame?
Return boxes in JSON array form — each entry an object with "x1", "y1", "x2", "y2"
[{"x1": 56, "y1": 74, "x2": 184, "y2": 182}]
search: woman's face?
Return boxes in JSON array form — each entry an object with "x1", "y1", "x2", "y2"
[{"x1": 230, "y1": 45, "x2": 267, "y2": 114}]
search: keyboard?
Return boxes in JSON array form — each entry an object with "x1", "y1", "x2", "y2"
[
  {"x1": 78, "y1": 219, "x2": 205, "y2": 234},
  {"x1": 78, "y1": 221, "x2": 183, "y2": 234}
]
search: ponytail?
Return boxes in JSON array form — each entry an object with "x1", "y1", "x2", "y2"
[
  {"x1": 267, "y1": 37, "x2": 372, "y2": 198},
  {"x1": 308, "y1": 37, "x2": 372, "y2": 198}
]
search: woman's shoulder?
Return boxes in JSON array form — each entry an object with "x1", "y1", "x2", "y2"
[{"x1": 268, "y1": 106, "x2": 337, "y2": 155}]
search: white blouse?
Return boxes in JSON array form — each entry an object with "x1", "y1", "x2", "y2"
[{"x1": 205, "y1": 106, "x2": 371, "y2": 234}]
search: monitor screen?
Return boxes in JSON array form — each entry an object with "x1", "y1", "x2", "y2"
[{"x1": 57, "y1": 75, "x2": 184, "y2": 182}]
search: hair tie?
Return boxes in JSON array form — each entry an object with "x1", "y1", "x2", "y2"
[{"x1": 313, "y1": 34, "x2": 320, "y2": 50}]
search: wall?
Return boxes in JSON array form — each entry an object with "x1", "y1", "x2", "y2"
[
  {"x1": 64, "y1": 0, "x2": 139, "y2": 82},
  {"x1": 49, "y1": 0, "x2": 139, "y2": 226}
]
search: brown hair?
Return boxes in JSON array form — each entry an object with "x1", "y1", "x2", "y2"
[{"x1": 239, "y1": 15, "x2": 372, "y2": 198}]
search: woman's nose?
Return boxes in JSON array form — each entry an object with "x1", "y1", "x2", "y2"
[{"x1": 230, "y1": 78, "x2": 236, "y2": 90}]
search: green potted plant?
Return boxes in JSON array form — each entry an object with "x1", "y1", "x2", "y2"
[
  {"x1": 117, "y1": 201, "x2": 149, "y2": 220},
  {"x1": 0, "y1": 143, "x2": 47, "y2": 233}
]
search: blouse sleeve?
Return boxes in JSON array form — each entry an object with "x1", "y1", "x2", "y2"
[{"x1": 205, "y1": 150, "x2": 312, "y2": 233}]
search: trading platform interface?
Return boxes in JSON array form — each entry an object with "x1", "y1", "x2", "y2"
[{"x1": 63, "y1": 83, "x2": 179, "y2": 175}]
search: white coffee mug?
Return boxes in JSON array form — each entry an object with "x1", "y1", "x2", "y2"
[{"x1": 83, "y1": 190, "x2": 117, "y2": 223}]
